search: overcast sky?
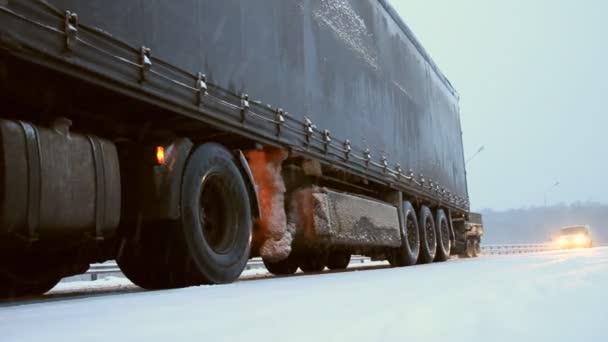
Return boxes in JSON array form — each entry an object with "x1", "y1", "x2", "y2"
[{"x1": 392, "y1": 0, "x2": 608, "y2": 210}]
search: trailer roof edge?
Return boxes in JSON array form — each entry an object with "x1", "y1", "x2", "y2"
[{"x1": 378, "y1": 0, "x2": 460, "y2": 100}]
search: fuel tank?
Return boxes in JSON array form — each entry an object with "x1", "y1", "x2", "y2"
[{"x1": 0, "y1": 118, "x2": 121, "y2": 239}]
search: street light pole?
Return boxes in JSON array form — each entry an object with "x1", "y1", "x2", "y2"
[
  {"x1": 466, "y1": 145, "x2": 485, "y2": 165},
  {"x1": 543, "y1": 181, "x2": 560, "y2": 207}
]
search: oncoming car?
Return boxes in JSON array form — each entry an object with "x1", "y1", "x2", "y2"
[{"x1": 555, "y1": 225, "x2": 593, "y2": 249}]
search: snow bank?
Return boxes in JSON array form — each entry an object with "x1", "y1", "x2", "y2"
[{"x1": 49, "y1": 277, "x2": 137, "y2": 295}]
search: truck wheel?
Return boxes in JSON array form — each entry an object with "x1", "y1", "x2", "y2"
[
  {"x1": 263, "y1": 256, "x2": 299, "y2": 275},
  {"x1": 22, "y1": 277, "x2": 61, "y2": 296},
  {"x1": 434, "y1": 209, "x2": 451, "y2": 262},
  {"x1": 180, "y1": 143, "x2": 252, "y2": 284},
  {"x1": 326, "y1": 252, "x2": 351, "y2": 270},
  {"x1": 0, "y1": 278, "x2": 17, "y2": 299},
  {"x1": 417, "y1": 206, "x2": 437, "y2": 264},
  {"x1": 299, "y1": 253, "x2": 326, "y2": 273},
  {"x1": 0, "y1": 274, "x2": 61, "y2": 299},
  {"x1": 117, "y1": 222, "x2": 187, "y2": 290},
  {"x1": 391, "y1": 201, "x2": 420, "y2": 267}
]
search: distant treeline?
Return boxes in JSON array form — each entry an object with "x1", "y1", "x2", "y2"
[{"x1": 479, "y1": 202, "x2": 607, "y2": 245}]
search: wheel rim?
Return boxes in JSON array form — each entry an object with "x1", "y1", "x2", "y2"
[
  {"x1": 406, "y1": 214, "x2": 418, "y2": 252},
  {"x1": 199, "y1": 173, "x2": 237, "y2": 254},
  {"x1": 426, "y1": 219, "x2": 436, "y2": 250},
  {"x1": 440, "y1": 219, "x2": 450, "y2": 249}
]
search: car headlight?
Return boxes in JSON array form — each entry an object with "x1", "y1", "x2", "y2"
[{"x1": 574, "y1": 234, "x2": 589, "y2": 246}]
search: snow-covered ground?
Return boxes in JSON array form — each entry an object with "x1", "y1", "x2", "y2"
[
  {"x1": 48, "y1": 267, "x2": 277, "y2": 296},
  {"x1": 48, "y1": 259, "x2": 388, "y2": 296},
  {"x1": 2, "y1": 247, "x2": 607, "y2": 342}
]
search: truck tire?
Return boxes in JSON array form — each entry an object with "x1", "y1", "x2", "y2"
[
  {"x1": 0, "y1": 274, "x2": 61, "y2": 299},
  {"x1": 22, "y1": 277, "x2": 61, "y2": 297},
  {"x1": 417, "y1": 206, "x2": 437, "y2": 264},
  {"x1": 299, "y1": 253, "x2": 326, "y2": 273},
  {"x1": 434, "y1": 209, "x2": 451, "y2": 262},
  {"x1": 179, "y1": 143, "x2": 252, "y2": 284},
  {"x1": 326, "y1": 252, "x2": 351, "y2": 270},
  {"x1": 117, "y1": 222, "x2": 187, "y2": 290},
  {"x1": 390, "y1": 201, "x2": 420, "y2": 267},
  {"x1": 263, "y1": 256, "x2": 299, "y2": 275}
]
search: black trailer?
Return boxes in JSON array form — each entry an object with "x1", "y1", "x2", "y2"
[{"x1": 0, "y1": 0, "x2": 478, "y2": 298}]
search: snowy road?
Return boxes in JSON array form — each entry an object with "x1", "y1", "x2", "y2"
[{"x1": 2, "y1": 247, "x2": 607, "y2": 342}]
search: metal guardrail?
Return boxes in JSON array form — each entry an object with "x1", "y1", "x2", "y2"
[
  {"x1": 85, "y1": 245, "x2": 579, "y2": 281},
  {"x1": 84, "y1": 256, "x2": 371, "y2": 281},
  {"x1": 85, "y1": 263, "x2": 121, "y2": 281},
  {"x1": 481, "y1": 244, "x2": 554, "y2": 255}
]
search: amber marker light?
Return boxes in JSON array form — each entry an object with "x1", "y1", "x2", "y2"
[{"x1": 156, "y1": 146, "x2": 166, "y2": 165}]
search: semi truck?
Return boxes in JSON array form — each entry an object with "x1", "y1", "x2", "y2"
[{"x1": 0, "y1": 0, "x2": 482, "y2": 298}]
